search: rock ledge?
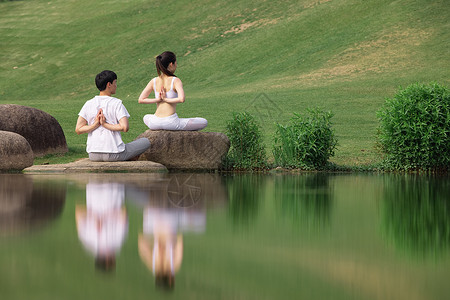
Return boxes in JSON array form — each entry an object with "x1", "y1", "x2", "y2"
[{"x1": 24, "y1": 158, "x2": 167, "y2": 173}]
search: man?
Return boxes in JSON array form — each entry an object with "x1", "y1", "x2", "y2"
[{"x1": 76, "y1": 70, "x2": 150, "y2": 161}]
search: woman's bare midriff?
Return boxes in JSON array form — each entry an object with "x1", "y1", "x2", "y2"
[{"x1": 155, "y1": 102, "x2": 177, "y2": 117}]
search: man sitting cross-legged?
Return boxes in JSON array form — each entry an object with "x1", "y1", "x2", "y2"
[{"x1": 76, "y1": 70, "x2": 150, "y2": 161}]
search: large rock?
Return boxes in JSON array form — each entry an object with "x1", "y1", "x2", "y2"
[
  {"x1": 0, "y1": 104, "x2": 68, "y2": 157},
  {"x1": 137, "y1": 130, "x2": 230, "y2": 170},
  {"x1": 0, "y1": 131, "x2": 34, "y2": 171}
]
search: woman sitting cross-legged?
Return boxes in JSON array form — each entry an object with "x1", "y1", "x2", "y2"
[{"x1": 138, "y1": 51, "x2": 207, "y2": 131}]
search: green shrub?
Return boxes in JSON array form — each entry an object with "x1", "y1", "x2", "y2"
[
  {"x1": 273, "y1": 108, "x2": 337, "y2": 169},
  {"x1": 377, "y1": 83, "x2": 450, "y2": 170},
  {"x1": 224, "y1": 112, "x2": 267, "y2": 170}
]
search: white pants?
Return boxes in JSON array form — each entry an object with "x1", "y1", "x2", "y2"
[{"x1": 143, "y1": 113, "x2": 207, "y2": 131}]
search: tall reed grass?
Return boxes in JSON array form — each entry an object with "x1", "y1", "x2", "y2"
[
  {"x1": 224, "y1": 112, "x2": 267, "y2": 170},
  {"x1": 377, "y1": 82, "x2": 450, "y2": 171},
  {"x1": 273, "y1": 108, "x2": 337, "y2": 169}
]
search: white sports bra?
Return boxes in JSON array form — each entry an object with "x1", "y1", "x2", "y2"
[{"x1": 154, "y1": 77, "x2": 178, "y2": 99}]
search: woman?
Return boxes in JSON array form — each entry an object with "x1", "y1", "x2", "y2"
[{"x1": 138, "y1": 51, "x2": 208, "y2": 131}]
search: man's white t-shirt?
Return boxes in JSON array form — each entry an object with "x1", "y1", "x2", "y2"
[
  {"x1": 78, "y1": 96, "x2": 130, "y2": 153},
  {"x1": 77, "y1": 182, "x2": 128, "y2": 256}
]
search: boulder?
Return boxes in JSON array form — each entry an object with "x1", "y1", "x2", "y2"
[
  {"x1": 137, "y1": 130, "x2": 230, "y2": 170},
  {"x1": 0, "y1": 104, "x2": 68, "y2": 157},
  {"x1": 0, "y1": 131, "x2": 34, "y2": 171}
]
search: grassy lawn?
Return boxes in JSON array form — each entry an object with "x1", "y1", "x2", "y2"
[{"x1": 1, "y1": 0, "x2": 449, "y2": 166}]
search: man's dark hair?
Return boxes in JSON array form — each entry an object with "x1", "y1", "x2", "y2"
[
  {"x1": 95, "y1": 255, "x2": 116, "y2": 272},
  {"x1": 95, "y1": 70, "x2": 117, "y2": 91}
]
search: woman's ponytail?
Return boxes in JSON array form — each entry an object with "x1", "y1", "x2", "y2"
[{"x1": 155, "y1": 51, "x2": 176, "y2": 77}]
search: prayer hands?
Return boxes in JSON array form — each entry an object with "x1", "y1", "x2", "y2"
[
  {"x1": 96, "y1": 109, "x2": 106, "y2": 125},
  {"x1": 159, "y1": 87, "x2": 167, "y2": 101}
]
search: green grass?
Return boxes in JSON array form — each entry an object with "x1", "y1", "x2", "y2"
[{"x1": 1, "y1": 0, "x2": 449, "y2": 166}]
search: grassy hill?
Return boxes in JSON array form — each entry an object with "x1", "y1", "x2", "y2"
[{"x1": 1, "y1": 0, "x2": 449, "y2": 166}]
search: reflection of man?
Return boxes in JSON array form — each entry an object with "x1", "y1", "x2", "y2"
[
  {"x1": 75, "y1": 182, "x2": 128, "y2": 271},
  {"x1": 138, "y1": 205, "x2": 205, "y2": 289}
]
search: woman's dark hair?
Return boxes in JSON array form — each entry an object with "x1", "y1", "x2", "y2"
[
  {"x1": 95, "y1": 70, "x2": 117, "y2": 91},
  {"x1": 155, "y1": 274, "x2": 175, "y2": 290},
  {"x1": 156, "y1": 51, "x2": 177, "y2": 77}
]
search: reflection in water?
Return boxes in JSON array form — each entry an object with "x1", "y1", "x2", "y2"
[
  {"x1": 274, "y1": 174, "x2": 332, "y2": 229},
  {"x1": 127, "y1": 174, "x2": 210, "y2": 289},
  {"x1": 0, "y1": 174, "x2": 66, "y2": 236},
  {"x1": 382, "y1": 175, "x2": 450, "y2": 256},
  {"x1": 3, "y1": 173, "x2": 450, "y2": 299},
  {"x1": 224, "y1": 174, "x2": 264, "y2": 226},
  {"x1": 75, "y1": 181, "x2": 128, "y2": 271}
]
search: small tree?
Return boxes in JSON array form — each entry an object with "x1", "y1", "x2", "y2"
[
  {"x1": 377, "y1": 83, "x2": 450, "y2": 170},
  {"x1": 273, "y1": 108, "x2": 337, "y2": 169},
  {"x1": 224, "y1": 112, "x2": 267, "y2": 170}
]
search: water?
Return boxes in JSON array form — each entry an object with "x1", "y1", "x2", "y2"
[{"x1": 1, "y1": 172, "x2": 449, "y2": 300}]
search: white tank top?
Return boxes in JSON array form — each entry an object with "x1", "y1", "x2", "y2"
[{"x1": 154, "y1": 77, "x2": 178, "y2": 99}]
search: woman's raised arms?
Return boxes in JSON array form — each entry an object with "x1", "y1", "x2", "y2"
[
  {"x1": 138, "y1": 78, "x2": 162, "y2": 104},
  {"x1": 161, "y1": 77, "x2": 185, "y2": 104}
]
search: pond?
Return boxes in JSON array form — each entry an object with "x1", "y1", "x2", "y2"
[{"x1": 1, "y1": 172, "x2": 449, "y2": 300}]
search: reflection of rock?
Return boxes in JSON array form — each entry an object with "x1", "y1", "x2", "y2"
[
  {"x1": 382, "y1": 175, "x2": 450, "y2": 256},
  {"x1": 0, "y1": 104, "x2": 68, "y2": 157},
  {"x1": 274, "y1": 174, "x2": 333, "y2": 229},
  {"x1": 167, "y1": 175, "x2": 202, "y2": 208},
  {"x1": 126, "y1": 173, "x2": 227, "y2": 211},
  {"x1": 0, "y1": 131, "x2": 34, "y2": 171},
  {"x1": 137, "y1": 130, "x2": 230, "y2": 170},
  {"x1": 0, "y1": 174, "x2": 66, "y2": 236}
]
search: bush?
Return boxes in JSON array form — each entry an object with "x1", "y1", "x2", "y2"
[
  {"x1": 377, "y1": 83, "x2": 450, "y2": 170},
  {"x1": 224, "y1": 112, "x2": 267, "y2": 170},
  {"x1": 273, "y1": 108, "x2": 337, "y2": 169}
]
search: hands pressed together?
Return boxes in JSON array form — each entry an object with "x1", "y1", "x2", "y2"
[
  {"x1": 96, "y1": 108, "x2": 106, "y2": 125},
  {"x1": 156, "y1": 87, "x2": 167, "y2": 102},
  {"x1": 90, "y1": 108, "x2": 128, "y2": 133},
  {"x1": 75, "y1": 108, "x2": 107, "y2": 135}
]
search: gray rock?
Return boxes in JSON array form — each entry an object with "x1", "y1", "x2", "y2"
[
  {"x1": 0, "y1": 104, "x2": 68, "y2": 157},
  {"x1": 137, "y1": 130, "x2": 230, "y2": 170},
  {"x1": 0, "y1": 131, "x2": 34, "y2": 171}
]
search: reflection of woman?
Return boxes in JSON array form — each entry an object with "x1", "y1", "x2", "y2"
[
  {"x1": 138, "y1": 207, "x2": 183, "y2": 288},
  {"x1": 138, "y1": 51, "x2": 207, "y2": 131},
  {"x1": 75, "y1": 182, "x2": 128, "y2": 271},
  {"x1": 138, "y1": 206, "x2": 206, "y2": 288}
]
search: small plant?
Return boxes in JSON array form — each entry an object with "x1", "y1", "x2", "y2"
[
  {"x1": 377, "y1": 83, "x2": 450, "y2": 171},
  {"x1": 224, "y1": 112, "x2": 267, "y2": 170},
  {"x1": 273, "y1": 108, "x2": 337, "y2": 169}
]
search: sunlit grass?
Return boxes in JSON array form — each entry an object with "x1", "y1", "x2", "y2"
[{"x1": 0, "y1": 0, "x2": 449, "y2": 166}]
